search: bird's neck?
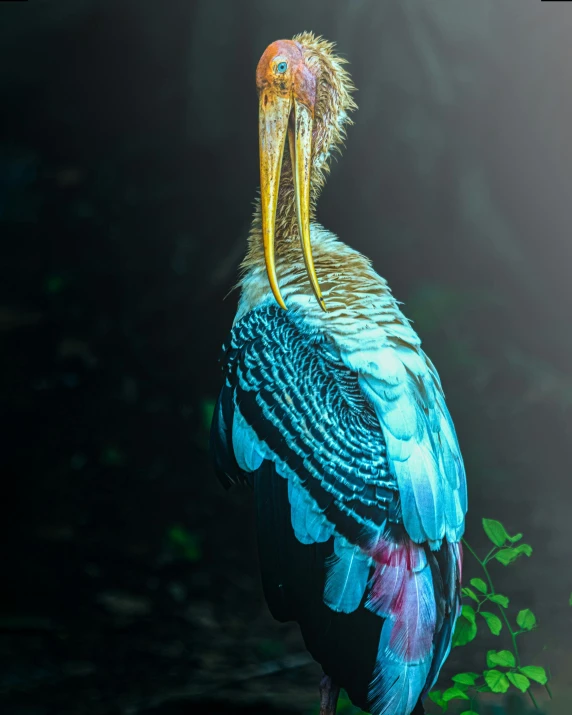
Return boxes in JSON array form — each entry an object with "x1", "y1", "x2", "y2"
[
  {"x1": 272, "y1": 145, "x2": 310, "y2": 246},
  {"x1": 245, "y1": 129, "x2": 333, "y2": 269},
  {"x1": 237, "y1": 222, "x2": 420, "y2": 358}
]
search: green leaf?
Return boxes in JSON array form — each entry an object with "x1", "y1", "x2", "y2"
[
  {"x1": 486, "y1": 650, "x2": 516, "y2": 667},
  {"x1": 452, "y1": 614, "x2": 478, "y2": 647},
  {"x1": 168, "y1": 526, "x2": 188, "y2": 545},
  {"x1": 45, "y1": 274, "x2": 65, "y2": 294},
  {"x1": 507, "y1": 672, "x2": 530, "y2": 692},
  {"x1": 442, "y1": 686, "x2": 470, "y2": 702},
  {"x1": 167, "y1": 525, "x2": 202, "y2": 562},
  {"x1": 519, "y1": 666, "x2": 547, "y2": 684},
  {"x1": 334, "y1": 690, "x2": 357, "y2": 715},
  {"x1": 462, "y1": 587, "x2": 479, "y2": 603},
  {"x1": 484, "y1": 669, "x2": 510, "y2": 693},
  {"x1": 489, "y1": 593, "x2": 509, "y2": 608},
  {"x1": 515, "y1": 543, "x2": 533, "y2": 556},
  {"x1": 507, "y1": 532, "x2": 523, "y2": 543},
  {"x1": 569, "y1": 592, "x2": 572, "y2": 606},
  {"x1": 428, "y1": 690, "x2": 447, "y2": 711},
  {"x1": 482, "y1": 518, "x2": 509, "y2": 547},
  {"x1": 100, "y1": 446, "x2": 125, "y2": 467},
  {"x1": 516, "y1": 609, "x2": 536, "y2": 631},
  {"x1": 452, "y1": 672, "x2": 480, "y2": 686},
  {"x1": 494, "y1": 549, "x2": 519, "y2": 566},
  {"x1": 480, "y1": 611, "x2": 502, "y2": 635},
  {"x1": 461, "y1": 605, "x2": 476, "y2": 623},
  {"x1": 494, "y1": 544, "x2": 532, "y2": 566},
  {"x1": 459, "y1": 712, "x2": 480, "y2": 715},
  {"x1": 200, "y1": 397, "x2": 216, "y2": 432},
  {"x1": 470, "y1": 578, "x2": 487, "y2": 594}
]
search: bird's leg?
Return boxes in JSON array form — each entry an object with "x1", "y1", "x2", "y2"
[{"x1": 319, "y1": 673, "x2": 340, "y2": 715}]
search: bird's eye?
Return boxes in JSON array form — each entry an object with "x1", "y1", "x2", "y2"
[{"x1": 276, "y1": 61, "x2": 288, "y2": 74}]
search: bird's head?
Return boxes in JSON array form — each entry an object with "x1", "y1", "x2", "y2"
[{"x1": 256, "y1": 33, "x2": 356, "y2": 311}]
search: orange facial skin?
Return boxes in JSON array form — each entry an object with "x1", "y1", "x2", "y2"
[{"x1": 256, "y1": 40, "x2": 317, "y2": 113}]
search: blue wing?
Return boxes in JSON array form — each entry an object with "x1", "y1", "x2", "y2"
[
  {"x1": 341, "y1": 342, "x2": 467, "y2": 545},
  {"x1": 210, "y1": 306, "x2": 463, "y2": 715}
]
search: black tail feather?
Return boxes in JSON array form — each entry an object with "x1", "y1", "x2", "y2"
[{"x1": 254, "y1": 462, "x2": 385, "y2": 711}]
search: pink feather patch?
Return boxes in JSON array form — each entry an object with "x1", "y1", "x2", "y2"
[{"x1": 367, "y1": 538, "x2": 436, "y2": 663}]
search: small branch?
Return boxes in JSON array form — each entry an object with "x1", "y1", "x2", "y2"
[
  {"x1": 462, "y1": 538, "x2": 549, "y2": 710},
  {"x1": 461, "y1": 539, "x2": 483, "y2": 570},
  {"x1": 462, "y1": 538, "x2": 522, "y2": 668},
  {"x1": 482, "y1": 547, "x2": 497, "y2": 565},
  {"x1": 545, "y1": 665, "x2": 553, "y2": 698}
]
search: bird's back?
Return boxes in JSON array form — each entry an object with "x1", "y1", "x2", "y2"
[{"x1": 211, "y1": 252, "x2": 465, "y2": 714}]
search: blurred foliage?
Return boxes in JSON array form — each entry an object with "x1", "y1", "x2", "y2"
[
  {"x1": 166, "y1": 525, "x2": 203, "y2": 563},
  {"x1": 44, "y1": 274, "x2": 66, "y2": 295}
]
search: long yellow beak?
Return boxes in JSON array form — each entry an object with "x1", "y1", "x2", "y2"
[{"x1": 259, "y1": 91, "x2": 326, "y2": 312}]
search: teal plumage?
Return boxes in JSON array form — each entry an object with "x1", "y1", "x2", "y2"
[{"x1": 212, "y1": 302, "x2": 465, "y2": 714}]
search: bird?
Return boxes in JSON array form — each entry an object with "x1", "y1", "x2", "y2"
[{"x1": 210, "y1": 32, "x2": 467, "y2": 715}]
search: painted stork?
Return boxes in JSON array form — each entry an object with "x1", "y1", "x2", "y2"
[{"x1": 210, "y1": 33, "x2": 467, "y2": 715}]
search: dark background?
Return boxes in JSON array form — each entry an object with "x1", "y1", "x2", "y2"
[{"x1": 1, "y1": 1, "x2": 572, "y2": 714}]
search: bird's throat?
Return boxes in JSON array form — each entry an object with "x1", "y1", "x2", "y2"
[
  {"x1": 243, "y1": 131, "x2": 328, "y2": 285},
  {"x1": 270, "y1": 137, "x2": 331, "y2": 263},
  {"x1": 275, "y1": 145, "x2": 315, "y2": 247}
]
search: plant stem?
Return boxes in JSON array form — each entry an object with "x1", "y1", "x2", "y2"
[
  {"x1": 528, "y1": 689, "x2": 539, "y2": 709},
  {"x1": 462, "y1": 539, "x2": 520, "y2": 664},
  {"x1": 483, "y1": 546, "x2": 497, "y2": 565},
  {"x1": 544, "y1": 666, "x2": 553, "y2": 699}
]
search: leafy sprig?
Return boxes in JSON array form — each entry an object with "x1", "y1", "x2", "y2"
[{"x1": 429, "y1": 518, "x2": 551, "y2": 713}]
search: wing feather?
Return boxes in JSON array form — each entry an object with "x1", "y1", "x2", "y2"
[
  {"x1": 210, "y1": 306, "x2": 466, "y2": 715},
  {"x1": 342, "y1": 343, "x2": 467, "y2": 544}
]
